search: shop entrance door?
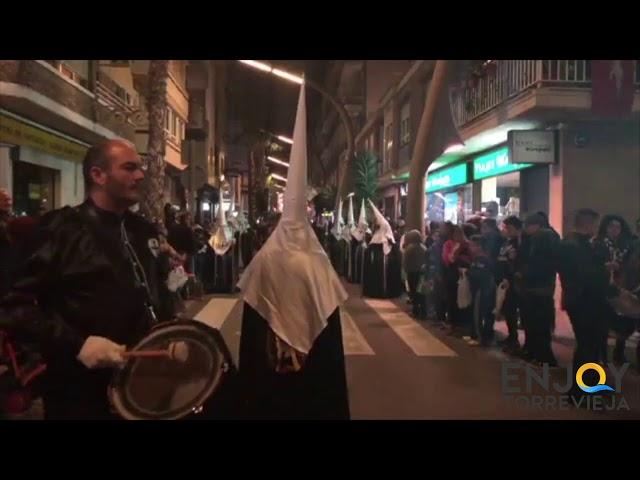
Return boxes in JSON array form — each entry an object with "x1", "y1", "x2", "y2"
[{"x1": 12, "y1": 160, "x2": 59, "y2": 217}]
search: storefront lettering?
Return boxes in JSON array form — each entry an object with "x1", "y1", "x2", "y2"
[
  {"x1": 0, "y1": 113, "x2": 87, "y2": 162},
  {"x1": 426, "y1": 164, "x2": 468, "y2": 193},
  {"x1": 473, "y1": 147, "x2": 532, "y2": 180}
]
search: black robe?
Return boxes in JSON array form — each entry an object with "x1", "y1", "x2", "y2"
[
  {"x1": 346, "y1": 239, "x2": 365, "y2": 284},
  {"x1": 353, "y1": 242, "x2": 367, "y2": 285},
  {"x1": 238, "y1": 303, "x2": 350, "y2": 420},
  {"x1": 238, "y1": 230, "x2": 254, "y2": 268},
  {"x1": 329, "y1": 236, "x2": 347, "y2": 277},
  {"x1": 199, "y1": 244, "x2": 236, "y2": 294},
  {"x1": 362, "y1": 243, "x2": 403, "y2": 299}
]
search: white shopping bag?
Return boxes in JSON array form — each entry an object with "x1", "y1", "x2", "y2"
[
  {"x1": 493, "y1": 279, "x2": 509, "y2": 315},
  {"x1": 457, "y1": 269, "x2": 472, "y2": 309}
]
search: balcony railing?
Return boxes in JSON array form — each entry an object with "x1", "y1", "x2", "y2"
[
  {"x1": 96, "y1": 70, "x2": 139, "y2": 115},
  {"x1": 451, "y1": 60, "x2": 640, "y2": 126},
  {"x1": 43, "y1": 60, "x2": 90, "y2": 90}
]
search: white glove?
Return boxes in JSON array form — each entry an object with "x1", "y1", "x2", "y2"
[{"x1": 77, "y1": 336, "x2": 126, "y2": 369}]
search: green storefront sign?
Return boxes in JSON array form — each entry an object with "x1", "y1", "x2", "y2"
[
  {"x1": 426, "y1": 163, "x2": 468, "y2": 193},
  {"x1": 473, "y1": 147, "x2": 532, "y2": 180}
]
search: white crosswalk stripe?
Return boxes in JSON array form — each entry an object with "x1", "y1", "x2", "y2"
[
  {"x1": 363, "y1": 299, "x2": 457, "y2": 357},
  {"x1": 191, "y1": 295, "x2": 457, "y2": 359},
  {"x1": 341, "y1": 308, "x2": 375, "y2": 356},
  {"x1": 193, "y1": 297, "x2": 241, "y2": 330}
]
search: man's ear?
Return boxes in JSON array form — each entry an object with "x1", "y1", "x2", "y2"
[{"x1": 90, "y1": 166, "x2": 107, "y2": 187}]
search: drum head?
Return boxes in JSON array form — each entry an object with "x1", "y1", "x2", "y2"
[{"x1": 110, "y1": 320, "x2": 232, "y2": 420}]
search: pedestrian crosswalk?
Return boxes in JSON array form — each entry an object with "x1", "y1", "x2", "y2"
[
  {"x1": 341, "y1": 309, "x2": 375, "y2": 356},
  {"x1": 193, "y1": 297, "x2": 241, "y2": 330},
  {"x1": 192, "y1": 295, "x2": 459, "y2": 359},
  {"x1": 363, "y1": 299, "x2": 457, "y2": 357}
]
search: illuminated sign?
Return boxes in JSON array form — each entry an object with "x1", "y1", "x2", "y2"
[
  {"x1": 473, "y1": 147, "x2": 531, "y2": 180},
  {"x1": 426, "y1": 163, "x2": 468, "y2": 193}
]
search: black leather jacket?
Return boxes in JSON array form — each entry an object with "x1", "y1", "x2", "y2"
[
  {"x1": 558, "y1": 232, "x2": 611, "y2": 309},
  {"x1": 0, "y1": 199, "x2": 173, "y2": 398}
]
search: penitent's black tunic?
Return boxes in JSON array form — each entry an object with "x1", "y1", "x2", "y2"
[
  {"x1": 238, "y1": 303, "x2": 350, "y2": 420},
  {"x1": 361, "y1": 243, "x2": 403, "y2": 299},
  {"x1": 200, "y1": 245, "x2": 236, "y2": 294},
  {"x1": 329, "y1": 236, "x2": 347, "y2": 277},
  {"x1": 346, "y1": 239, "x2": 365, "y2": 284}
]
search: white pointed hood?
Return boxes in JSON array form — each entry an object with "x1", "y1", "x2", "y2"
[
  {"x1": 368, "y1": 199, "x2": 395, "y2": 255},
  {"x1": 209, "y1": 199, "x2": 233, "y2": 255},
  {"x1": 331, "y1": 198, "x2": 344, "y2": 240},
  {"x1": 343, "y1": 195, "x2": 355, "y2": 241},
  {"x1": 237, "y1": 84, "x2": 348, "y2": 354},
  {"x1": 352, "y1": 197, "x2": 370, "y2": 243},
  {"x1": 347, "y1": 195, "x2": 356, "y2": 227}
]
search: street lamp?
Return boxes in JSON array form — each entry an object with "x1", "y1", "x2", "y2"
[
  {"x1": 267, "y1": 156, "x2": 290, "y2": 168},
  {"x1": 239, "y1": 60, "x2": 272, "y2": 73},
  {"x1": 271, "y1": 173, "x2": 288, "y2": 183},
  {"x1": 238, "y1": 60, "x2": 355, "y2": 203},
  {"x1": 277, "y1": 135, "x2": 293, "y2": 145}
]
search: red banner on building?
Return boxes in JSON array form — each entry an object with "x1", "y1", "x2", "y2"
[{"x1": 591, "y1": 60, "x2": 635, "y2": 117}]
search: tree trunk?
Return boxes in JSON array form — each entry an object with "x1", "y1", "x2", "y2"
[
  {"x1": 406, "y1": 61, "x2": 451, "y2": 234},
  {"x1": 304, "y1": 78, "x2": 355, "y2": 211},
  {"x1": 140, "y1": 60, "x2": 169, "y2": 234}
]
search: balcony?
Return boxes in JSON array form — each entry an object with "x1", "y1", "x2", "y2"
[
  {"x1": 43, "y1": 60, "x2": 90, "y2": 90},
  {"x1": 96, "y1": 70, "x2": 140, "y2": 119},
  {"x1": 0, "y1": 60, "x2": 135, "y2": 143},
  {"x1": 451, "y1": 60, "x2": 640, "y2": 128},
  {"x1": 186, "y1": 98, "x2": 208, "y2": 139}
]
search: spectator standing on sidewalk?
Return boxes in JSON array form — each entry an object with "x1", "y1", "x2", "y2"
[
  {"x1": 402, "y1": 230, "x2": 427, "y2": 318},
  {"x1": 593, "y1": 214, "x2": 636, "y2": 365},
  {"x1": 495, "y1": 216, "x2": 523, "y2": 353},
  {"x1": 466, "y1": 235, "x2": 497, "y2": 347},
  {"x1": 558, "y1": 208, "x2": 612, "y2": 402},
  {"x1": 517, "y1": 213, "x2": 560, "y2": 366}
]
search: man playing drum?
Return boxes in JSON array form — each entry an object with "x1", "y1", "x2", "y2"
[{"x1": 0, "y1": 140, "x2": 176, "y2": 419}]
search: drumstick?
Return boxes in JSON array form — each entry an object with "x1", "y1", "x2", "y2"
[
  {"x1": 123, "y1": 341, "x2": 189, "y2": 363},
  {"x1": 122, "y1": 350, "x2": 171, "y2": 358}
]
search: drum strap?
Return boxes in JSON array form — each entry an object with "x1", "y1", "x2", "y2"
[
  {"x1": 120, "y1": 222, "x2": 159, "y2": 324},
  {"x1": 74, "y1": 205, "x2": 159, "y2": 325}
]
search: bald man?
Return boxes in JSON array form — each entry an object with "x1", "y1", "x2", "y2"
[{"x1": 0, "y1": 139, "x2": 176, "y2": 419}]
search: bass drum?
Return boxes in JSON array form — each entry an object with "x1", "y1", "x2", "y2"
[{"x1": 109, "y1": 319, "x2": 239, "y2": 420}]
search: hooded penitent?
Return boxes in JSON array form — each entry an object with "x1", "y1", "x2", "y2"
[
  {"x1": 368, "y1": 199, "x2": 395, "y2": 256},
  {"x1": 209, "y1": 199, "x2": 234, "y2": 256},
  {"x1": 352, "y1": 197, "x2": 370, "y2": 243},
  {"x1": 237, "y1": 84, "x2": 348, "y2": 354}
]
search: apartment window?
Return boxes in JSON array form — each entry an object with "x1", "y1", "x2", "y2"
[
  {"x1": 172, "y1": 114, "x2": 178, "y2": 137},
  {"x1": 369, "y1": 132, "x2": 376, "y2": 156},
  {"x1": 165, "y1": 108, "x2": 171, "y2": 132},
  {"x1": 400, "y1": 101, "x2": 410, "y2": 146},
  {"x1": 54, "y1": 61, "x2": 89, "y2": 89},
  {"x1": 383, "y1": 122, "x2": 393, "y2": 171}
]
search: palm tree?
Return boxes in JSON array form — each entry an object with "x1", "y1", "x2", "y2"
[
  {"x1": 352, "y1": 151, "x2": 379, "y2": 207},
  {"x1": 139, "y1": 60, "x2": 169, "y2": 234}
]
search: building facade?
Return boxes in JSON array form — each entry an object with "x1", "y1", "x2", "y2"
[
  {"x1": 0, "y1": 60, "x2": 138, "y2": 216},
  {"x1": 353, "y1": 60, "x2": 640, "y2": 229}
]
